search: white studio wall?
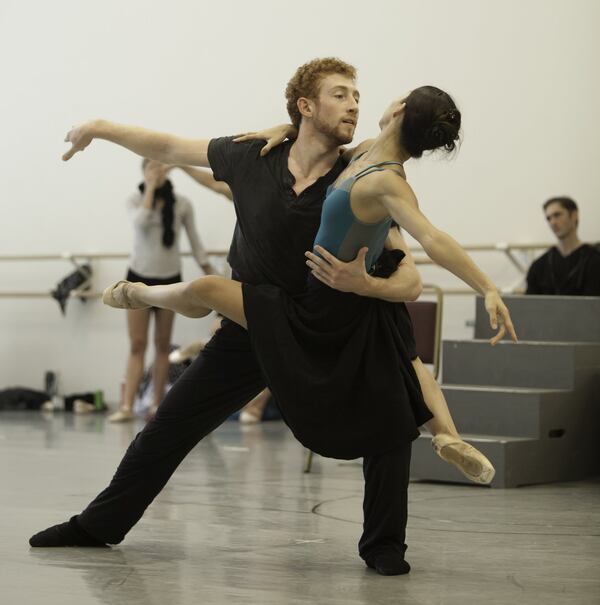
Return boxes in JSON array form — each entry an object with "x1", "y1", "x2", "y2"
[{"x1": 1, "y1": 0, "x2": 598, "y2": 401}]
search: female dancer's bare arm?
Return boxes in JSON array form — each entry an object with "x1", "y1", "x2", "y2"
[{"x1": 372, "y1": 171, "x2": 517, "y2": 344}]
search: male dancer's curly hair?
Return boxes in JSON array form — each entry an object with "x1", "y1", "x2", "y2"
[{"x1": 285, "y1": 57, "x2": 357, "y2": 128}]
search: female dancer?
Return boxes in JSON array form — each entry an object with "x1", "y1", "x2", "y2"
[
  {"x1": 109, "y1": 159, "x2": 216, "y2": 422},
  {"x1": 103, "y1": 86, "x2": 516, "y2": 476}
]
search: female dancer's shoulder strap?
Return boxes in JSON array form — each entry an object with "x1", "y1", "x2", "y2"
[
  {"x1": 349, "y1": 151, "x2": 367, "y2": 164},
  {"x1": 354, "y1": 161, "x2": 404, "y2": 181}
]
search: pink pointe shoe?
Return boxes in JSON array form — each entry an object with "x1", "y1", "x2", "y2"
[
  {"x1": 102, "y1": 281, "x2": 149, "y2": 310},
  {"x1": 432, "y1": 433, "x2": 496, "y2": 485}
]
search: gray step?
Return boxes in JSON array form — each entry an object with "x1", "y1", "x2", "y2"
[
  {"x1": 410, "y1": 431, "x2": 600, "y2": 488},
  {"x1": 474, "y1": 295, "x2": 600, "y2": 343},
  {"x1": 442, "y1": 340, "x2": 600, "y2": 389},
  {"x1": 441, "y1": 385, "x2": 571, "y2": 438}
]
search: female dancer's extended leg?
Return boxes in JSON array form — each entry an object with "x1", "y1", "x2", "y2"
[
  {"x1": 104, "y1": 276, "x2": 495, "y2": 483},
  {"x1": 413, "y1": 358, "x2": 459, "y2": 438},
  {"x1": 103, "y1": 276, "x2": 247, "y2": 327},
  {"x1": 412, "y1": 358, "x2": 494, "y2": 483}
]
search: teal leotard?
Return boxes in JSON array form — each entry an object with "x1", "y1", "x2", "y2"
[{"x1": 313, "y1": 161, "x2": 404, "y2": 271}]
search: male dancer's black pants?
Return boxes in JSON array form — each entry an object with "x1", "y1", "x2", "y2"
[{"x1": 78, "y1": 319, "x2": 411, "y2": 560}]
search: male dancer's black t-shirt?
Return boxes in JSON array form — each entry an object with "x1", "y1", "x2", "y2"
[
  {"x1": 208, "y1": 136, "x2": 347, "y2": 294},
  {"x1": 526, "y1": 244, "x2": 600, "y2": 296}
]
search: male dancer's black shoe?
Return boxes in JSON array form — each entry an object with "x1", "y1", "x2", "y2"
[
  {"x1": 365, "y1": 552, "x2": 411, "y2": 576},
  {"x1": 29, "y1": 516, "x2": 108, "y2": 547}
]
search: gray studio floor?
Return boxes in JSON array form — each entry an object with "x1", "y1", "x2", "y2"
[{"x1": 1, "y1": 411, "x2": 599, "y2": 605}]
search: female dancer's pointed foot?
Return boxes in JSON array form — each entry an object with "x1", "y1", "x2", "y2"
[
  {"x1": 432, "y1": 433, "x2": 496, "y2": 484},
  {"x1": 102, "y1": 280, "x2": 149, "y2": 310},
  {"x1": 29, "y1": 516, "x2": 108, "y2": 547}
]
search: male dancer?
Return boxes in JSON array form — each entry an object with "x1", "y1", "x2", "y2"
[
  {"x1": 526, "y1": 196, "x2": 600, "y2": 295},
  {"x1": 30, "y1": 58, "x2": 423, "y2": 575}
]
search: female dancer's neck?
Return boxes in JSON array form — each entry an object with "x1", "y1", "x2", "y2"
[{"x1": 362, "y1": 126, "x2": 410, "y2": 165}]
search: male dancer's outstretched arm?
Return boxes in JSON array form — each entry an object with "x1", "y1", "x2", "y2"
[
  {"x1": 64, "y1": 120, "x2": 304, "y2": 167},
  {"x1": 63, "y1": 120, "x2": 212, "y2": 166}
]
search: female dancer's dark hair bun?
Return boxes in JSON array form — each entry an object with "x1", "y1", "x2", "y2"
[{"x1": 401, "y1": 86, "x2": 461, "y2": 158}]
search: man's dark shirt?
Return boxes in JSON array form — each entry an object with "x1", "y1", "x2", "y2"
[
  {"x1": 208, "y1": 137, "x2": 347, "y2": 294},
  {"x1": 526, "y1": 244, "x2": 600, "y2": 296}
]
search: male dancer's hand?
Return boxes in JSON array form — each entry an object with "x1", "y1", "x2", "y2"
[
  {"x1": 306, "y1": 246, "x2": 370, "y2": 294},
  {"x1": 484, "y1": 290, "x2": 518, "y2": 345},
  {"x1": 63, "y1": 120, "x2": 97, "y2": 161},
  {"x1": 306, "y1": 245, "x2": 421, "y2": 302}
]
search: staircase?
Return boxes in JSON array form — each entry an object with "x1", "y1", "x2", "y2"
[{"x1": 410, "y1": 295, "x2": 600, "y2": 488}]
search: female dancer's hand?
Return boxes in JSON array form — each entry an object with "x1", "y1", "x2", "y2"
[
  {"x1": 484, "y1": 290, "x2": 518, "y2": 345},
  {"x1": 233, "y1": 123, "x2": 298, "y2": 157},
  {"x1": 63, "y1": 120, "x2": 97, "y2": 161}
]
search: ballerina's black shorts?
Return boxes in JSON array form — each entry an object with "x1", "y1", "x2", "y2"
[{"x1": 126, "y1": 268, "x2": 182, "y2": 287}]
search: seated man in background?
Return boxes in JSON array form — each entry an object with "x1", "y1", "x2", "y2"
[{"x1": 526, "y1": 196, "x2": 600, "y2": 296}]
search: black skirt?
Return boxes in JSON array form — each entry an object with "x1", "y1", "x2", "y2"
[{"x1": 242, "y1": 249, "x2": 433, "y2": 460}]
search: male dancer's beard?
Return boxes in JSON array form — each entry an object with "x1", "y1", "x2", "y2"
[{"x1": 313, "y1": 114, "x2": 355, "y2": 146}]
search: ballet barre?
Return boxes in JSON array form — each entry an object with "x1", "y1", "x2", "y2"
[
  {"x1": 411, "y1": 241, "x2": 549, "y2": 274},
  {"x1": 0, "y1": 243, "x2": 552, "y2": 299}
]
